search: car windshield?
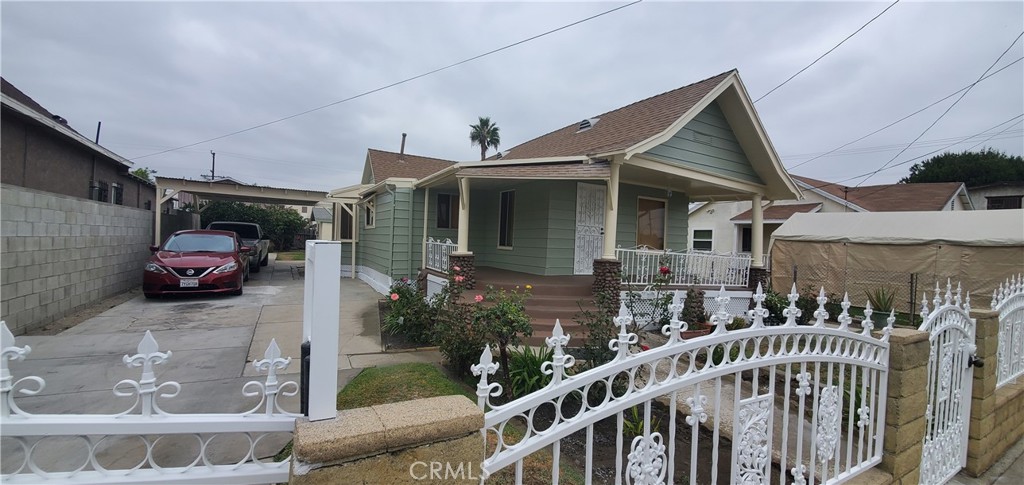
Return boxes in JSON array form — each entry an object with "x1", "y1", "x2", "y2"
[
  {"x1": 162, "y1": 234, "x2": 236, "y2": 253},
  {"x1": 208, "y1": 223, "x2": 260, "y2": 239}
]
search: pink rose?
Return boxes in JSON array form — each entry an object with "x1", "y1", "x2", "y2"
[
  {"x1": 401, "y1": 277, "x2": 408, "y2": 283},
  {"x1": 390, "y1": 293, "x2": 399, "y2": 301},
  {"x1": 474, "y1": 295, "x2": 484, "y2": 303},
  {"x1": 455, "y1": 275, "x2": 465, "y2": 283},
  {"x1": 453, "y1": 265, "x2": 461, "y2": 272}
]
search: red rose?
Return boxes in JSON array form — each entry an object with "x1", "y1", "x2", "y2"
[{"x1": 659, "y1": 266, "x2": 671, "y2": 275}]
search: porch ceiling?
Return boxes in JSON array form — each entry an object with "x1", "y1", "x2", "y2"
[{"x1": 619, "y1": 161, "x2": 761, "y2": 202}]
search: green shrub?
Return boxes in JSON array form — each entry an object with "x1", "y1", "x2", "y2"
[
  {"x1": 473, "y1": 285, "x2": 533, "y2": 391},
  {"x1": 865, "y1": 287, "x2": 897, "y2": 313},
  {"x1": 381, "y1": 278, "x2": 433, "y2": 344},
  {"x1": 573, "y1": 291, "x2": 619, "y2": 372},
  {"x1": 508, "y1": 346, "x2": 553, "y2": 398}
]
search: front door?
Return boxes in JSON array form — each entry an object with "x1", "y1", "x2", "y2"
[
  {"x1": 919, "y1": 284, "x2": 978, "y2": 485},
  {"x1": 574, "y1": 182, "x2": 605, "y2": 275}
]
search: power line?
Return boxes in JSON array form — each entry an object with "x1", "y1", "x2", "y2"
[
  {"x1": 854, "y1": 31, "x2": 1024, "y2": 187},
  {"x1": 802, "y1": 113, "x2": 1024, "y2": 196},
  {"x1": 784, "y1": 56, "x2": 1023, "y2": 170},
  {"x1": 783, "y1": 129, "x2": 1022, "y2": 160},
  {"x1": 966, "y1": 119, "x2": 1024, "y2": 152},
  {"x1": 754, "y1": 0, "x2": 900, "y2": 103},
  {"x1": 131, "y1": 1, "x2": 643, "y2": 162}
]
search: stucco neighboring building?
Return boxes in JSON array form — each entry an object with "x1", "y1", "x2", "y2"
[
  {"x1": 968, "y1": 181, "x2": 1024, "y2": 210},
  {"x1": 687, "y1": 174, "x2": 973, "y2": 256}
]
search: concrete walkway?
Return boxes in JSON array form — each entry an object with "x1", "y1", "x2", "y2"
[{"x1": 952, "y1": 436, "x2": 1024, "y2": 484}]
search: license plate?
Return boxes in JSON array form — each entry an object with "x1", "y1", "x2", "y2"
[{"x1": 180, "y1": 278, "x2": 199, "y2": 288}]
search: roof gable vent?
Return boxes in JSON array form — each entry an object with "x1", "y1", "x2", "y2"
[{"x1": 576, "y1": 117, "x2": 599, "y2": 133}]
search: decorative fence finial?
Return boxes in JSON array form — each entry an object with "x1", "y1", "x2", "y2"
[
  {"x1": 881, "y1": 310, "x2": 896, "y2": 341},
  {"x1": 921, "y1": 291, "x2": 931, "y2": 322},
  {"x1": 992, "y1": 274, "x2": 1023, "y2": 311},
  {"x1": 944, "y1": 279, "x2": 953, "y2": 306},
  {"x1": 118, "y1": 330, "x2": 178, "y2": 417},
  {"x1": 710, "y1": 286, "x2": 732, "y2": 335},
  {"x1": 861, "y1": 301, "x2": 875, "y2": 335},
  {"x1": 783, "y1": 283, "x2": 802, "y2": 327},
  {"x1": 244, "y1": 338, "x2": 295, "y2": 416},
  {"x1": 663, "y1": 290, "x2": 687, "y2": 343},
  {"x1": 611, "y1": 303, "x2": 638, "y2": 359},
  {"x1": 472, "y1": 346, "x2": 501, "y2": 410},
  {"x1": 813, "y1": 287, "x2": 829, "y2": 326},
  {"x1": 748, "y1": 283, "x2": 768, "y2": 329},
  {"x1": 933, "y1": 281, "x2": 942, "y2": 311},
  {"x1": 542, "y1": 320, "x2": 575, "y2": 385},
  {"x1": 837, "y1": 293, "x2": 852, "y2": 330},
  {"x1": 1, "y1": 321, "x2": 34, "y2": 418}
]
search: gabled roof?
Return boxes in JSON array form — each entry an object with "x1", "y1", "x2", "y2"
[
  {"x1": 311, "y1": 206, "x2": 332, "y2": 221},
  {"x1": 1, "y1": 78, "x2": 57, "y2": 121},
  {"x1": 501, "y1": 71, "x2": 734, "y2": 160},
  {"x1": 792, "y1": 175, "x2": 968, "y2": 212},
  {"x1": 365, "y1": 149, "x2": 456, "y2": 184},
  {"x1": 731, "y1": 203, "x2": 822, "y2": 222}
]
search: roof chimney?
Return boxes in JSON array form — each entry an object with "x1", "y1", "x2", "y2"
[{"x1": 399, "y1": 133, "x2": 407, "y2": 159}]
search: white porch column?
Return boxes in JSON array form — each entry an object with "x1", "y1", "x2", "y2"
[
  {"x1": 601, "y1": 161, "x2": 620, "y2": 259},
  {"x1": 456, "y1": 177, "x2": 471, "y2": 254},
  {"x1": 421, "y1": 187, "x2": 430, "y2": 268},
  {"x1": 751, "y1": 193, "x2": 764, "y2": 268}
]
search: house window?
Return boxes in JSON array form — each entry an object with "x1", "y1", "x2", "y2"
[
  {"x1": 987, "y1": 196, "x2": 1023, "y2": 210},
  {"x1": 340, "y1": 209, "x2": 354, "y2": 240},
  {"x1": 498, "y1": 191, "x2": 515, "y2": 248},
  {"x1": 437, "y1": 193, "x2": 459, "y2": 229},
  {"x1": 740, "y1": 227, "x2": 752, "y2": 253},
  {"x1": 637, "y1": 197, "x2": 666, "y2": 250},
  {"x1": 692, "y1": 229, "x2": 713, "y2": 251},
  {"x1": 111, "y1": 183, "x2": 124, "y2": 205},
  {"x1": 364, "y1": 197, "x2": 375, "y2": 228},
  {"x1": 302, "y1": 206, "x2": 308, "y2": 213},
  {"x1": 92, "y1": 181, "x2": 109, "y2": 202}
]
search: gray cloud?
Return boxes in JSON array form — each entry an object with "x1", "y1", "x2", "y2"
[{"x1": 3, "y1": 1, "x2": 1021, "y2": 192}]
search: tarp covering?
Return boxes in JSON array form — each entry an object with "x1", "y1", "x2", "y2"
[{"x1": 770, "y1": 210, "x2": 1024, "y2": 311}]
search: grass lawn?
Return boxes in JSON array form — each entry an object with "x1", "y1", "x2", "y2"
[
  {"x1": 274, "y1": 250, "x2": 305, "y2": 261},
  {"x1": 276, "y1": 363, "x2": 584, "y2": 483}
]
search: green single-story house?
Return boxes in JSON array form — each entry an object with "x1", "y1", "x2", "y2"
[{"x1": 326, "y1": 69, "x2": 801, "y2": 297}]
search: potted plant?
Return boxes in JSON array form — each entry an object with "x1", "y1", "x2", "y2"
[{"x1": 680, "y1": 286, "x2": 712, "y2": 338}]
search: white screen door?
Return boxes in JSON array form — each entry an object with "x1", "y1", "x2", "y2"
[{"x1": 574, "y1": 182, "x2": 606, "y2": 275}]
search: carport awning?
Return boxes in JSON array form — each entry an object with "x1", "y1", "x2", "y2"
[{"x1": 155, "y1": 177, "x2": 328, "y2": 206}]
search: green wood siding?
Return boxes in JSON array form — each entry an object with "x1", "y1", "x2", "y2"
[
  {"x1": 357, "y1": 192, "x2": 393, "y2": 276},
  {"x1": 642, "y1": 101, "x2": 764, "y2": 185},
  {"x1": 615, "y1": 184, "x2": 689, "y2": 251},
  {"x1": 469, "y1": 181, "x2": 554, "y2": 275}
]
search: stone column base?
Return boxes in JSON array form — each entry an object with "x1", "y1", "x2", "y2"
[
  {"x1": 592, "y1": 259, "x2": 622, "y2": 313},
  {"x1": 749, "y1": 266, "x2": 770, "y2": 290},
  {"x1": 449, "y1": 254, "x2": 476, "y2": 290}
]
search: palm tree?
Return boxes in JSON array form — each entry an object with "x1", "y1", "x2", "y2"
[{"x1": 469, "y1": 116, "x2": 500, "y2": 161}]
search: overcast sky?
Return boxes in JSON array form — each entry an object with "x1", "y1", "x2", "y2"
[{"x1": 2, "y1": 1, "x2": 1022, "y2": 193}]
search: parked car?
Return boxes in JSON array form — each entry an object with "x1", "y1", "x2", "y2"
[
  {"x1": 143, "y1": 230, "x2": 250, "y2": 299},
  {"x1": 206, "y1": 221, "x2": 270, "y2": 273}
]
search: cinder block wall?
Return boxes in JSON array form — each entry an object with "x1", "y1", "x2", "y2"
[{"x1": 1, "y1": 183, "x2": 153, "y2": 334}]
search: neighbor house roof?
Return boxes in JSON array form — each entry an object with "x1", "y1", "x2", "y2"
[
  {"x1": 1, "y1": 78, "x2": 57, "y2": 121},
  {"x1": 500, "y1": 70, "x2": 734, "y2": 160},
  {"x1": 458, "y1": 161, "x2": 610, "y2": 179},
  {"x1": 731, "y1": 202, "x2": 822, "y2": 222},
  {"x1": 366, "y1": 149, "x2": 456, "y2": 182},
  {"x1": 791, "y1": 175, "x2": 968, "y2": 212},
  {"x1": 311, "y1": 206, "x2": 332, "y2": 221}
]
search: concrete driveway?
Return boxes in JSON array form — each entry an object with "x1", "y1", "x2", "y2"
[{"x1": 2, "y1": 256, "x2": 440, "y2": 474}]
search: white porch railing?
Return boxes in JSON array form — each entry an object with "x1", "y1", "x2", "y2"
[
  {"x1": 993, "y1": 274, "x2": 1024, "y2": 388},
  {"x1": 616, "y1": 246, "x2": 753, "y2": 287},
  {"x1": 474, "y1": 285, "x2": 893, "y2": 484},
  {"x1": 0, "y1": 323, "x2": 298, "y2": 483},
  {"x1": 426, "y1": 237, "x2": 457, "y2": 273}
]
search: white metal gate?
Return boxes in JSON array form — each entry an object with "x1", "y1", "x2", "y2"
[
  {"x1": 574, "y1": 182, "x2": 605, "y2": 275},
  {"x1": 918, "y1": 280, "x2": 979, "y2": 485}
]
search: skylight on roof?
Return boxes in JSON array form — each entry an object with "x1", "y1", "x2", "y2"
[{"x1": 576, "y1": 118, "x2": 599, "y2": 133}]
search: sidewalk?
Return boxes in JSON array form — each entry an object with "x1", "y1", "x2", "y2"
[{"x1": 952, "y1": 436, "x2": 1024, "y2": 484}]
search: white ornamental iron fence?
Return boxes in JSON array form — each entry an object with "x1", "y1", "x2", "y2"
[
  {"x1": 426, "y1": 237, "x2": 457, "y2": 273},
  {"x1": 0, "y1": 322, "x2": 298, "y2": 484},
  {"x1": 993, "y1": 274, "x2": 1024, "y2": 388},
  {"x1": 474, "y1": 284, "x2": 894, "y2": 484},
  {"x1": 917, "y1": 280, "x2": 979, "y2": 485},
  {"x1": 616, "y1": 246, "x2": 752, "y2": 288}
]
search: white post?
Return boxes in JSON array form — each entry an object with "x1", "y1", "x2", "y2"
[
  {"x1": 421, "y1": 187, "x2": 430, "y2": 269},
  {"x1": 303, "y1": 240, "x2": 342, "y2": 421},
  {"x1": 456, "y1": 177, "x2": 471, "y2": 254},
  {"x1": 751, "y1": 194, "x2": 764, "y2": 269},
  {"x1": 601, "y1": 161, "x2": 620, "y2": 259}
]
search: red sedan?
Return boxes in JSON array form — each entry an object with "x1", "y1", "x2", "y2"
[{"x1": 143, "y1": 230, "x2": 251, "y2": 299}]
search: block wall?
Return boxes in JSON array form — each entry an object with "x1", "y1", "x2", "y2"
[{"x1": 1, "y1": 183, "x2": 153, "y2": 334}]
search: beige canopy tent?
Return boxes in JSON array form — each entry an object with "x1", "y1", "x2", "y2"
[{"x1": 769, "y1": 210, "x2": 1024, "y2": 311}]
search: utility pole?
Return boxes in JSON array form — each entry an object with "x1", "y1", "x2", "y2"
[{"x1": 210, "y1": 151, "x2": 216, "y2": 181}]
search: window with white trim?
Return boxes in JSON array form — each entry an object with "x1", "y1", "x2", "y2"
[
  {"x1": 364, "y1": 196, "x2": 375, "y2": 228},
  {"x1": 498, "y1": 190, "x2": 515, "y2": 248},
  {"x1": 692, "y1": 229, "x2": 713, "y2": 251},
  {"x1": 437, "y1": 193, "x2": 459, "y2": 229}
]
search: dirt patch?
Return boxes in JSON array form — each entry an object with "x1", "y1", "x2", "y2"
[{"x1": 25, "y1": 288, "x2": 142, "y2": 336}]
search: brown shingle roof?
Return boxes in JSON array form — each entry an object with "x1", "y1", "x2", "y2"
[
  {"x1": 366, "y1": 148, "x2": 455, "y2": 183},
  {"x1": 500, "y1": 70, "x2": 734, "y2": 160},
  {"x1": 459, "y1": 161, "x2": 610, "y2": 179},
  {"x1": 731, "y1": 203, "x2": 822, "y2": 222},
  {"x1": 1, "y1": 77, "x2": 55, "y2": 119},
  {"x1": 792, "y1": 175, "x2": 964, "y2": 212}
]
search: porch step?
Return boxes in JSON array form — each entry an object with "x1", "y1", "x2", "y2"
[{"x1": 526, "y1": 319, "x2": 590, "y2": 347}]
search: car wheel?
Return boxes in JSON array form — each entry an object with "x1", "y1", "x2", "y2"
[
  {"x1": 251, "y1": 261, "x2": 261, "y2": 273},
  {"x1": 231, "y1": 287, "x2": 243, "y2": 296},
  {"x1": 243, "y1": 266, "x2": 250, "y2": 282},
  {"x1": 260, "y1": 254, "x2": 269, "y2": 266},
  {"x1": 144, "y1": 293, "x2": 159, "y2": 299}
]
